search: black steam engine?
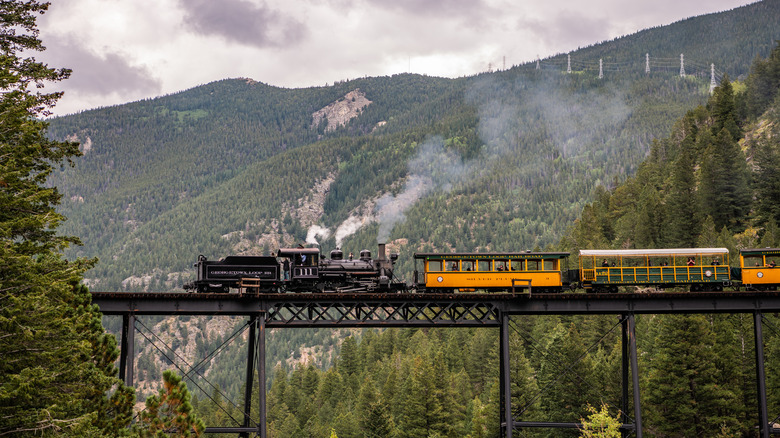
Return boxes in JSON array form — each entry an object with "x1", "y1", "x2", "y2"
[{"x1": 184, "y1": 244, "x2": 403, "y2": 293}]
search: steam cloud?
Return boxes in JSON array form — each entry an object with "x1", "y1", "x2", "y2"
[
  {"x1": 306, "y1": 225, "x2": 331, "y2": 245},
  {"x1": 375, "y1": 136, "x2": 474, "y2": 243},
  {"x1": 335, "y1": 216, "x2": 370, "y2": 247}
]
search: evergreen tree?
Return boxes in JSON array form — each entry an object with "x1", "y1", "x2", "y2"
[
  {"x1": 398, "y1": 355, "x2": 445, "y2": 438},
  {"x1": 709, "y1": 76, "x2": 742, "y2": 142},
  {"x1": 760, "y1": 219, "x2": 780, "y2": 247},
  {"x1": 753, "y1": 132, "x2": 780, "y2": 225},
  {"x1": 633, "y1": 184, "x2": 663, "y2": 248},
  {"x1": 664, "y1": 141, "x2": 699, "y2": 247},
  {"x1": 135, "y1": 370, "x2": 206, "y2": 437},
  {"x1": 339, "y1": 336, "x2": 362, "y2": 377},
  {"x1": 743, "y1": 41, "x2": 780, "y2": 119},
  {"x1": 645, "y1": 314, "x2": 737, "y2": 437},
  {"x1": 362, "y1": 399, "x2": 395, "y2": 438},
  {"x1": 699, "y1": 128, "x2": 751, "y2": 232},
  {"x1": 0, "y1": 1, "x2": 134, "y2": 435},
  {"x1": 537, "y1": 322, "x2": 593, "y2": 434}
]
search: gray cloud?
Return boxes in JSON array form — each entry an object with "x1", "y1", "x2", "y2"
[
  {"x1": 519, "y1": 11, "x2": 612, "y2": 53},
  {"x1": 178, "y1": 0, "x2": 308, "y2": 48},
  {"x1": 39, "y1": 37, "x2": 162, "y2": 96},
  {"x1": 365, "y1": 0, "x2": 494, "y2": 25}
]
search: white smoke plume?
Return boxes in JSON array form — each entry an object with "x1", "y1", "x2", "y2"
[
  {"x1": 335, "y1": 215, "x2": 370, "y2": 247},
  {"x1": 375, "y1": 136, "x2": 474, "y2": 243},
  {"x1": 306, "y1": 225, "x2": 331, "y2": 245}
]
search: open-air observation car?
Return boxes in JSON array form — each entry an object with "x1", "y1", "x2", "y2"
[{"x1": 579, "y1": 248, "x2": 731, "y2": 292}]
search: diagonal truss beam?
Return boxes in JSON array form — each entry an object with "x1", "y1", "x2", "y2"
[{"x1": 265, "y1": 300, "x2": 501, "y2": 327}]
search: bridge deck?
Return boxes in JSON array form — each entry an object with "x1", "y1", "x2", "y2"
[{"x1": 91, "y1": 291, "x2": 780, "y2": 326}]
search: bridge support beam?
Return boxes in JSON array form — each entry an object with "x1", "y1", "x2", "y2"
[
  {"x1": 755, "y1": 311, "x2": 770, "y2": 438},
  {"x1": 240, "y1": 315, "x2": 258, "y2": 438},
  {"x1": 119, "y1": 313, "x2": 135, "y2": 387},
  {"x1": 500, "y1": 313, "x2": 512, "y2": 438},
  {"x1": 621, "y1": 315, "x2": 630, "y2": 437},
  {"x1": 627, "y1": 314, "x2": 643, "y2": 438},
  {"x1": 259, "y1": 315, "x2": 267, "y2": 438}
]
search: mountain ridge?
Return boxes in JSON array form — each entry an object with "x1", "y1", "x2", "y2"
[{"x1": 47, "y1": 0, "x2": 780, "y2": 291}]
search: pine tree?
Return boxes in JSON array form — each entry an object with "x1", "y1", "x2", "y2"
[
  {"x1": 664, "y1": 140, "x2": 699, "y2": 247},
  {"x1": 135, "y1": 370, "x2": 206, "y2": 437},
  {"x1": 699, "y1": 128, "x2": 751, "y2": 232},
  {"x1": 0, "y1": 1, "x2": 134, "y2": 435},
  {"x1": 753, "y1": 133, "x2": 780, "y2": 225},
  {"x1": 537, "y1": 322, "x2": 593, "y2": 432},
  {"x1": 744, "y1": 41, "x2": 780, "y2": 119},
  {"x1": 710, "y1": 76, "x2": 742, "y2": 142},
  {"x1": 645, "y1": 314, "x2": 737, "y2": 437}
]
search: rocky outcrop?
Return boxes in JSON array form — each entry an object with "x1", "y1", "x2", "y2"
[{"x1": 311, "y1": 89, "x2": 371, "y2": 132}]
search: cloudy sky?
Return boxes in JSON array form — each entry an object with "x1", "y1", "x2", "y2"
[{"x1": 38, "y1": 0, "x2": 756, "y2": 116}]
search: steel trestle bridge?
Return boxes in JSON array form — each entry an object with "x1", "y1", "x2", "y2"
[{"x1": 92, "y1": 291, "x2": 780, "y2": 437}]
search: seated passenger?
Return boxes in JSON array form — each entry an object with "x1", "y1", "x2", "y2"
[{"x1": 767, "y1": 260, "x2": 777, "y2": 268}]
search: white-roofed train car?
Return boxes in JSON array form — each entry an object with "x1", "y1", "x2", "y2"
[{"x1": 579, "y1": 248, "x2": 731, "y2": 293}]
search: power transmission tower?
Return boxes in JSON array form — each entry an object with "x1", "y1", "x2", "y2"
[
  {"x1": 709, "y1": 63, "x2": 717, "y2": 94},
  {"x1": 680, "y1": 53, "x2": 686, "y2": 77},
  {"x1": 567, "y1": 54, "x2": 571, "y2": 73},
  {"x1": 646, "y1": 53, "x2": 650, "y2": 74},
  {"x1": 536, "y1": 56, "x2": 540, "y2": 70},
  {"x1": 599, "y1": 59, "x2": 603, "y2": 79}
]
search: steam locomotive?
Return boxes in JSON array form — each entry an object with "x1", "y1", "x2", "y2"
[{"x1": 184, "y1": 243, "x2": 404, "y2": 293}]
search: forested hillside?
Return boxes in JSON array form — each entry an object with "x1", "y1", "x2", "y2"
[
  {"x1": 48, "y1": 0, "x2": 780, "y2": 292},
  {"x1": 561, "y1": 41, "x2": 780, "y2": 259}
]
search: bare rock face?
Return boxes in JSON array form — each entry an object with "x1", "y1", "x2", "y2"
[{"x1": 311, "y1": 89, "x2": 372, "y2": 132}]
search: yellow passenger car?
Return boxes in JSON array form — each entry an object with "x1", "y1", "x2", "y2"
[
  {"x1": 740, "y1": 248, "x2": 780, "y2": 291},
  {"x1": 413, "y1": 252, "x2": 571, "y2": 293},
  {"x1": 579, "y1": 248, "x2": 731, "y2": 292}
]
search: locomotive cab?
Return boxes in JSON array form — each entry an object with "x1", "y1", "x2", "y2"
[{"x1": 277, "y1": 248, "x2": 320, "y2": 281}]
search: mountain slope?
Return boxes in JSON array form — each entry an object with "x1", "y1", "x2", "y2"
[{"x1": 48, "y1": 0, "x2": 780, "y2": 291}]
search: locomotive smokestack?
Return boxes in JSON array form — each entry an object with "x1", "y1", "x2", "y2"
[{"x1": 378, "y1": 243, "x2": 386, "y2": 261}]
